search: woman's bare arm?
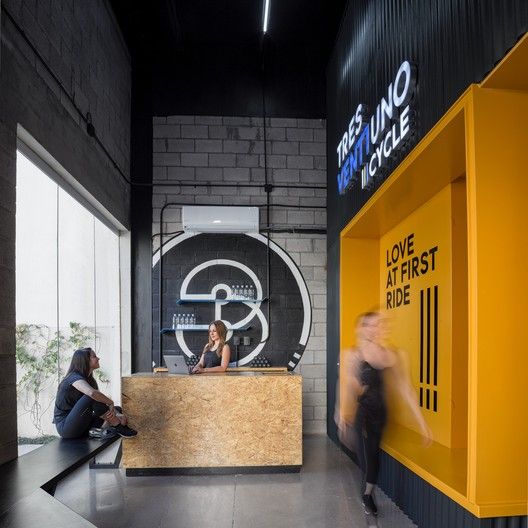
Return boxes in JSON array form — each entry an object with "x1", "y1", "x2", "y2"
[
  {"x1": 192, "y1": 352, "x2": 205, "y2": 372},
  {"x1": 72, "y1": 379, "x2": 114, "y2": 407},
  {"x1": 391, "y1": 353, "x2": 433, "y2": 445}
]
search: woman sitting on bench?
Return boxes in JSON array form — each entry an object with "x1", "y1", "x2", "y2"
[{"x1": 53, "y1": 347, "x2": 137, "y2": 439}]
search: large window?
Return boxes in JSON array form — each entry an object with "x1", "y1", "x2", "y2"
[{"x1": 16, "y1": 148, "x2": 121, "y2": 453}]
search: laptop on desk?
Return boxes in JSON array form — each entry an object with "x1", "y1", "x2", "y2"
[{"x1": 163, "y1": 354, "x2": 190, "y2": 375}]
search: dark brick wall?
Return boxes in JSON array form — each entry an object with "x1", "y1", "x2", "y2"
[
  {"x1": 151, "y1": 115, "x2": 328, "y2": 433},
  {"x1": 0, "y1": 1, "x2": 131, "y2": 464}
]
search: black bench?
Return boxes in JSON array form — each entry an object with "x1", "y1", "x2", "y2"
[{"x1": 0, "y1": 436, "x2": 119, "y2": 528}]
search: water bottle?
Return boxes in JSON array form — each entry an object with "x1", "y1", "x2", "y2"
[
  {"x1": 190, "y1": 314, "x2": 195, "y2": 327},
  {"x1": 249, "y1": 285, "x2": 255, "y2": 300},
  {"x1": 235, "y1": 285, "x2": 240, "y2": 300},
  {"x1": 172, "y1": 314, "x2": 177, "y2": 329},
  {"x1": 231, "y1": 284, "x2": 236, "y2": 299}
]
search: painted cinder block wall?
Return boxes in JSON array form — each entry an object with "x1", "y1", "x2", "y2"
[
  {"x1": 152, "y1": 115, "x2": 327, "y2": 433},
  {"x1": 0, "y1": 0, "x2": 131, "y2": 463}
]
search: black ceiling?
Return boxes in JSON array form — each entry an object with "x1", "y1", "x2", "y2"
[{"x1": 110, "y1": 0, "x2": 348, "y2": 117}]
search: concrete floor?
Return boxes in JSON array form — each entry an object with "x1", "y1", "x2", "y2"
[{"x1": 54, "y1": 436, "x2": 416, "y2": 528}]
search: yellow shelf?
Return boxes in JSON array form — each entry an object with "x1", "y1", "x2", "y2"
[{"x1": 382, "y1": 424, "x2": 467, "y2": 505}]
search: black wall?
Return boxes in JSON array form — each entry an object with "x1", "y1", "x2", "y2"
[
  {"x1": 111, "y1": 1, "x2": 347, "y2": 119},
  {"x1": 151, "y1": 42, "x2": 329, "y2": 118},
  {"x1": 326, "y1": 1, "x2": 528, "y2": 525},
  {"x1": 327, "y1": 0, "x2": 528, "y2": 246}
]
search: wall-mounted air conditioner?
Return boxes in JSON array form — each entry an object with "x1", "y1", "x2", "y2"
[{"x1": 182, "y1": 206, "x2": 259, "y2": 233}]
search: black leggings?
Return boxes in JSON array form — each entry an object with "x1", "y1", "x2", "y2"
[
  {"x1": 56, "y1": 395, "x2": 110, "y2": 439},
  {"x1": 355, "y1": 405, "x2": 387, "y2": 485}
]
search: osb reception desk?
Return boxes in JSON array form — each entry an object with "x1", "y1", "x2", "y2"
[{"x1": 121, "y1": 371, "x2": 302, "y2": 475}]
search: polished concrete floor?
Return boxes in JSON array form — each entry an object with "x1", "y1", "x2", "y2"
[{"x1": 54, "y1": 436, "x2": 416, "y2": 528}]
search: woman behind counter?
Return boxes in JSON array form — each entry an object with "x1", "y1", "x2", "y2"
[{"x1": 192, "y1": 320, "x2": 231, "y2": 373}]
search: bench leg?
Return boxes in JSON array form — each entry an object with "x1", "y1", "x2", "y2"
[{"x1": 89, "y1": 440, "x2": 123, "y2": 469}]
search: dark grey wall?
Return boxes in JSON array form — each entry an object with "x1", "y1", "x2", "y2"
[
  {"x1": 130, "y1": 72, "x2": 153, "y2": 374},
  {"x1": 0, "y1": 0, "x2": 131, "y2": 464}
]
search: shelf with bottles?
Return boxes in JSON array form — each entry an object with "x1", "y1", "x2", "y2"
[
  {"x1": 176, "y1": 297, "x2": 267, "y2": 304},
  {"x1": 160, "y1": 325, "x2": 208, "y2": 334},
  {"x1": 175, "y1": 284, "x2": 266, "y2": 305},
  {"x1": 161, "y1": 324, "x2": 252, "y2": 335}
]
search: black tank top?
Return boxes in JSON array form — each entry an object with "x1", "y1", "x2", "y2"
[
  {"x1": 203, "y1": 349, "x2": 222, "y2": 368},
  {"x1": 358, "y1": 360, "x2": 386, "y2": 413}
]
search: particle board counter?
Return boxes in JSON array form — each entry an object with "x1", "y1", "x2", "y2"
[{"x1": 121, "y1": 371, "x2": 302, "y2": 475}]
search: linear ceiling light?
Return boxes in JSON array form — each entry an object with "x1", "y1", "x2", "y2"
[{"x1": 262, "y1": 0, "x2": 270, "y2": 33}]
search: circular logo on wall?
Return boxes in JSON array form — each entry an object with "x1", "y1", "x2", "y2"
[{"x1": 152, "y1": 233, "x2": 311, "y2": 369}]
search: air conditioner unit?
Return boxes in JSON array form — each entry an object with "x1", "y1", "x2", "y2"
[{"x1": 182, "y1": 206, "x2": 259, "y2": 233}]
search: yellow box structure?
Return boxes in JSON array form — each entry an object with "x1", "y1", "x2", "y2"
[{"x1": 339, "y1": 35, "x2": 528, "y2": 518}]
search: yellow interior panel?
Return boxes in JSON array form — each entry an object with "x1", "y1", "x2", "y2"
[{"x1": 379, "y1": 185, "x2": 454, "y2": 448}]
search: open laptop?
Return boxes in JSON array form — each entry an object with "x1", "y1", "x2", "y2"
[{"x1": 163, "y1": 354, "x2": 190, "y2": 375}]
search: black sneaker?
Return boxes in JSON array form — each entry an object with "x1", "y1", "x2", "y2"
[
  {"x1": 88, "y1": 428, "x2": 104, "y2": 438},
  {"x1": 362, "y1": 494, "x2": 378, "y2": 516},
  {"x1": 88, "y1": 427, "x2": 118, "y2": 439},
  {"x1": 114, "y1": 424, "x2": 138, "y2": 438}
]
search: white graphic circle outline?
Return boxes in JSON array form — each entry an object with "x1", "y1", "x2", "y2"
[
  {"x1": 153, "y1": 233, "x2": 312, "y2": 369},
  {"x1": 176, "y1": 259, "x2": 269, "y2": 366}
]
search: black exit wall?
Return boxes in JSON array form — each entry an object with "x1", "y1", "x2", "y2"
[{"x1": 326, "y1": 2, "x2": 528, "y2": 525}]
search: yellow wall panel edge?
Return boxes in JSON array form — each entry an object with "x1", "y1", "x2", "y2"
[
  {"x1": 464, "y1": 86, "x2": 479, "y2": 504},
  {"x1": 468, "y1": 87, "x2": 528, "y2": 507},
  {"x1": 477, "y1": 502, "x2": 528, "y2": 519}
]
